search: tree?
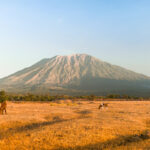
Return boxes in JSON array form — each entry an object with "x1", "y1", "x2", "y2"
[
  {"x1": 107, "y1": 94, "x2": 121, "y2": 99},
  {"x1": 0, "y1": 90, "x2": 7, "y2": 103}
]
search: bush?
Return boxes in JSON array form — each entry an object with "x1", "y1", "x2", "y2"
[
  {"x1": 107, "y1": 94, "x2": 121, "y2": 99},
  {"x1": 0, "y1": 90, "x2": 7, "y2": 102}
]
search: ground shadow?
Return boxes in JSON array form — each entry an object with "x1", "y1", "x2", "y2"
[
  {"x1": 0, "y1": 115, "x2": 90, "y2": 140},
  {"x1": 75, "y1": 110, "x2": 92, "y2": 115},
  {"x1": 0, "y1": 118, "x2": 68, "y2": 140},
  {"x1": 56, "y1": 130, "x2": 150, "y2": 150}
]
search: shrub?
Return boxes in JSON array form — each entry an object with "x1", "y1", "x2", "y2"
[{"x1": 0, "y1": 90, "x2": 7, "y2": 102}]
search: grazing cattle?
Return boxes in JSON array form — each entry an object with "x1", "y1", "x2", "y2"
[
  {"x1": 0, "y1": 101, "x2": 7, "y2": 115},
  {"x1": 98, "y1": 102, "x2": 108, "y2": 109}
]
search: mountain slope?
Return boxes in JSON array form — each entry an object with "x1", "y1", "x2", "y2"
[{"x1": 0, "y1": 54, "x2": 150, "y2": 96}]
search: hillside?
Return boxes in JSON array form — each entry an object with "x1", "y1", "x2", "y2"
[{"x1": 0, "y1": 54, "x2": 150, "y2": 96}]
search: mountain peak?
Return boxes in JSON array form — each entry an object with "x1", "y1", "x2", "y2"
[
  {"x1": 55, "y1": 53, "x2": 92, "y2": 59},
  {"x1": 0, "y1": 54, "x2": 150, "y2": 95}
]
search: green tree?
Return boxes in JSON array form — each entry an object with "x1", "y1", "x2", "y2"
[{"x1": 0, "y1": 90, "x2": 7, "y2": 103}]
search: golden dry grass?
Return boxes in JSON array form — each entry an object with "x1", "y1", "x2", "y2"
[{"x1": 0, "y1": 100, "x2": 150, "y2": 150}]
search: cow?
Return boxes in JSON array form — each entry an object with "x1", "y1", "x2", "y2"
[
  {"x1": 98, "y1": 102, "x2": 108, "y2": 109},
  {"x1": 0, "y1": 101, "x2": 7, "y2": 115}
]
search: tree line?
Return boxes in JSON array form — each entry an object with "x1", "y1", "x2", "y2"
[{"x1": 0, "y1": 90, "x2": 149, "y2": 102}]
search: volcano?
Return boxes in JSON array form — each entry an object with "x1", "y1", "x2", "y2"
[{"x1": 0, "y1": 54, "x2": 150, "y2": 96}]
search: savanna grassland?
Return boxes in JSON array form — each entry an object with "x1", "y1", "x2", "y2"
[{"x1": 0, "y1": 100, "x2": 150, "y2": 150}]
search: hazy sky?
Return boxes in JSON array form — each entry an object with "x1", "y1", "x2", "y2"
[{"x1": 0, "y1": 0, "x2": 150, "y2": 78}]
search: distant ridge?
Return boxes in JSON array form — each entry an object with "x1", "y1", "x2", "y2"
[{"x1": 0, "y1": 54, "x2": 150, "y2": 96}]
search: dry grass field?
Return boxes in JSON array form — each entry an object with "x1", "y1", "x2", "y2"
[{"x1": 0, "y1": 100, "x2": 150, "y2": 150}]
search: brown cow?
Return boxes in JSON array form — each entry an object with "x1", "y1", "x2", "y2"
[
  {"x1": 0, "y1": 101, "x2": 7, "y2": 115},
  {"x1": 98, "y1": 102, "x2": 108, "y2": 109}
]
